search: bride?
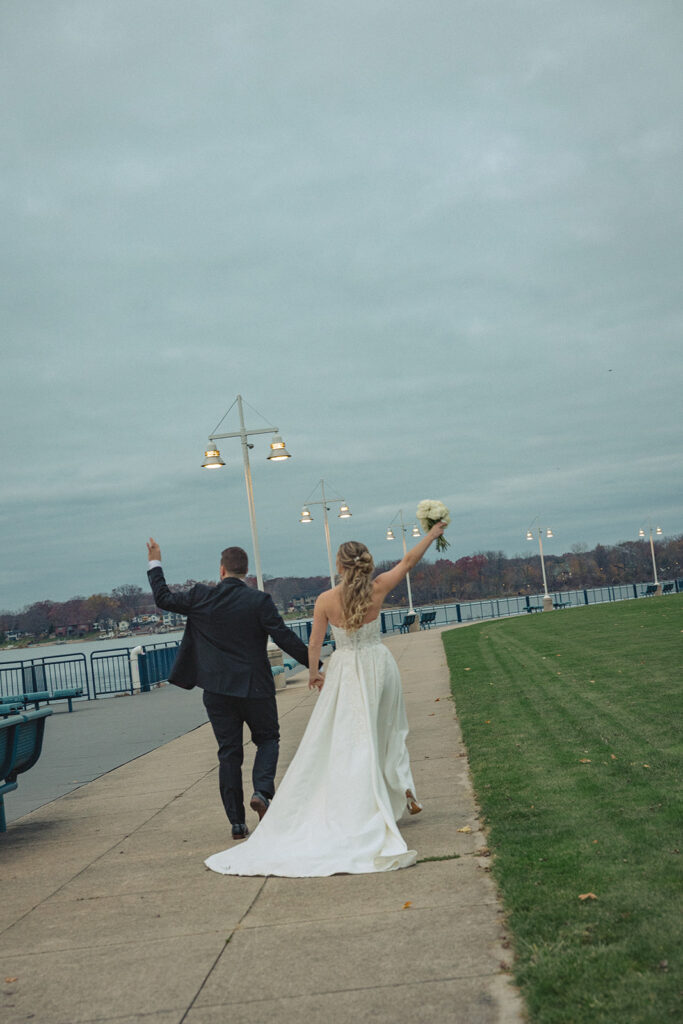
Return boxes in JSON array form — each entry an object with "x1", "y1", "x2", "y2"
[{"x1": 204, "y1": 520, "x2": 446, "y2": 877}]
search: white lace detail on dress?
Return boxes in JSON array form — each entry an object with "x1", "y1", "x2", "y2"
[{"x1": 331, "y1": 618, "x2": 382, "y2": 651}]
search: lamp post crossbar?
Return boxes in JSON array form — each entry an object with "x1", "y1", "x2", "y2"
[
  {"x1": 300, "y1": 480, "x2": 350, "y2": 588},
  {"x1": 203, "y1": 394, "x2": 288, "y2": 592}
]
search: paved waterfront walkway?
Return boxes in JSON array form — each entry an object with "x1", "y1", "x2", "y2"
[{"x1": 1, "y1": 628, "x2": 523, "y2": 1024}]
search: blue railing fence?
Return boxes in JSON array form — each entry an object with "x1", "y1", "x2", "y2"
[
  {"x1": 138, "y1": 645, "x2": 179, "y2": 691},
  {"x1": 90, "y1": 649, "x2": 134, "y2": 697},
  {"x1": 379, "y1": 579, "x2": 682, "y2": 632},
  {"x1": 90, "y1": 639, "x2": 181, "y2": 697},
  {"x1": 0, "y1": 654, "x2": 90, "y2": 702}
]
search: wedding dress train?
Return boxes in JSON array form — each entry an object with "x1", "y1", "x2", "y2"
[{"x1": 205, "y1": 618, "x2": 419, "y2": 876}]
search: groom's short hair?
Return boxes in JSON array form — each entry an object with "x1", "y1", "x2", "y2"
[{"x1": 221, "y1": 546, "x2": 249, "y2": 576}]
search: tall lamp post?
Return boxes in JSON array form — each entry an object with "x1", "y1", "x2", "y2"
[
  {"x1": 638, "y1": 524, "x2": 663, "y2": 595},
  {"x1": 201, "y1": 394, "x2": 291, "y2": 591},
  {"x1": 386, "y1": 510, "x2": 421, "y2": 619},
  {"x1": 526, "y1": 523, "x2": 554, "y2": 611},
  {"x1": 300, "y1": 480, "x2": 352, "y2": 587}
]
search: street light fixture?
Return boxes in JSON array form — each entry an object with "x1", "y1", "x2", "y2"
[
  {"x1": 387, "y1": 510, "x2": 420, "y2": 616},
  {"x1": 299, "y1": 480, "x2": 352, "y2": 587},
  {"x1": 638, "y1": 523, "x2": 663, "y2": 594},
  {"x1": 201, "y1": 394, "x2": 291, "y2": 591},
  {"x1": 267, "y1": 434, "x2": 291, "y2": 461},
  {"x1": 526, "y1": 522, "x2": 554, "y2": 611}
]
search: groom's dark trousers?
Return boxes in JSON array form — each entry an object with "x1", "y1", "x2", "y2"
[{"x1": 147, "y1": 567, "x2": 311, "y2": 826}]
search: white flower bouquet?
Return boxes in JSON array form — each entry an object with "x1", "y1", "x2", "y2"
[{"x1": 416, "y1": 499, "x2": 451, "y2": 552}]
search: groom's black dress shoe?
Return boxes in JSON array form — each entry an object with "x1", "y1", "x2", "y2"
[
  {"x1": 250, "y1": 792, "x2": 270, "y2": 820},
  {"x1": 231, "y1": 823, "x2": 249, "y2": 839}
]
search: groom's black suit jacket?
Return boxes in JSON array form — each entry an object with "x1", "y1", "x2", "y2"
[{"x1": 147, "y1": 567, "x2": 310, "y2": 698}]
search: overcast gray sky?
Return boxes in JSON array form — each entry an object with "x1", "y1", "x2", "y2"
[{"x1": 2, "y1": 0, "x2": 682, "y2": 611}]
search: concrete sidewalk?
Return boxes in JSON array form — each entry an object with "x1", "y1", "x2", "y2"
[{"x1": 1, "y1": 628, "x2": 523, "y2": 1024}]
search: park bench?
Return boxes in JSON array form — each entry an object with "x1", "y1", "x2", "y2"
[
  {"x1": 553, "y1": 600, "x2": 570, "y2": 609},
  {"x1": 1, "y1": 690, "x2": 50, "y2": 710},
  {"x1": 661, "y1": 583, "x2": 674, "y2": 594},
  {"x1": 1, "y1": 700, "x2": 24, "y2": 717},
  {"x1": 644, "y1": 584, "x2": 658, "y2": 596},
  {"x1": 525, "y1": 605, "x2": 543, "y2": 613},
  {"x1": 420, "y1": 612, "x2": 437, "y2": 629},
  {"x1": 50, "y1": 687, "x2": 84, "y2": 711},
  {"x1": 21, "y1": 663, "x2": 84, "y2": 711},
  {"x1": 0, "y1": 707, "x2": 52, "y2": 831},
  {"x1": 0, "y1": 687, "x2": 83, "y2": 713},
  {"x1": 399, "y1": 614, "x2": 416, "y2": 633}
]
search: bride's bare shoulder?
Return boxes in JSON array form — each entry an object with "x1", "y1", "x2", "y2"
[
  {"x1": 317, "y1": 585, "x2": 344, "y2": 626},
  {"x1": 316, "y1": 586, "x2": 342, "y2": 611}
]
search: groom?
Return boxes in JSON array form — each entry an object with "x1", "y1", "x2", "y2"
[{"x1": 146, "y1": 538, "x2": 321, "y2": 838}]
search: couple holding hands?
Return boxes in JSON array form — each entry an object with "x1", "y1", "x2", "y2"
[{"x1": 147, "y1": 518, "x2": 446, "y2": 877}]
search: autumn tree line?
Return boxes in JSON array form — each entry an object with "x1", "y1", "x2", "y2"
[
  {"x1": 264, "y1": 534, "x2": 683, "y2": 610},
  {"x1": 2, "y1": 535, "x2": 681, "y2": 643}
]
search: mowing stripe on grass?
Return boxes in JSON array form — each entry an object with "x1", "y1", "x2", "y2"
[{"x1": 443, "y1": 596, "x2": 682, "y2": 1024}]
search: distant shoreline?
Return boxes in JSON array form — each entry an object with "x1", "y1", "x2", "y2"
[{"x1": 0, "y1": 628, "x2": 173, "y2": 653}]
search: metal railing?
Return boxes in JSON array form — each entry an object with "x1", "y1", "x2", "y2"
[
  {"x1": 90, "y1": 640, "x2": 182, "y2": 697},
  {"x1": 379, "y1": 578, "x2": 682, "y2": 632},
  {"x1": 138, "y1": 645, "x2": 179, "y2": 690},
  {"x1": 287, "y1": 621, "x2": 311, "y2": 644},
  {"x1": 90, "y1": 649, "x2": 134, "y2": 697},
  {"x1": 0, "y1": 653, "x2": 90, "y2": 701}
]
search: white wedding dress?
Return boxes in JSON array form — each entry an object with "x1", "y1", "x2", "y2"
[{"x1": 205, "y1": 618, "x2": 419, "y2": 876}]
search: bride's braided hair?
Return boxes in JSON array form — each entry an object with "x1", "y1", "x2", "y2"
[{"x1": 337, "y1": 541, "x2": 375, "y2": 632}]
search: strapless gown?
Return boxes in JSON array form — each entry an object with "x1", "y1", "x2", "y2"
[{"x1": 204, "y1": 618, "x2": 419, "y2": 876}]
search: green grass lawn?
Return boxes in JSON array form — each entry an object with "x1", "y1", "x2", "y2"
[{"x1": 442, "y1": 595, "x2": 683, "y2": 1024}]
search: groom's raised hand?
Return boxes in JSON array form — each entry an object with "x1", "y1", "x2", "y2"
[{"x1": 147, "y1": 537, "x2": 161, "y2": 561}]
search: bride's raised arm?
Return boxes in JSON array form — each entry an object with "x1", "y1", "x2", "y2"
[{"x1": 373, "y1": 522, "x2": 446, "y2": 601}]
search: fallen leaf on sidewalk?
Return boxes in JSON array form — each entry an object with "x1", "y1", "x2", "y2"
[
  {"x1": 402, "y1": 901, "x2": 412, "y2": 909},
  {"x1": 457, "y1": 825, "x2": 473, "y2": 833},
  {"x1": 578, "y1": 892, "x2": 598, "y2": 901},
  {"x1": 5, "y1": 978, "x2": 18, "y2": 984}
]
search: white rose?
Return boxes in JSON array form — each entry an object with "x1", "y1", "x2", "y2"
[{"x1": 432, "y1": 503, "x2": 450, "y2": 523}]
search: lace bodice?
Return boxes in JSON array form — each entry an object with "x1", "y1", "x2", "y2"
[{"x1": 331, "y1": 617, "x2": 382, "y2": 651}]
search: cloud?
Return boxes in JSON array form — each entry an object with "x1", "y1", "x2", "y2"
[{"x1": 1, "y1": 0, "x2": 681, "y2": 610}]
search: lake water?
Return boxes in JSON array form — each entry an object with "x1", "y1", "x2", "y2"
[
  {"x1": 0, "y1": 630, "x2": 185, "y2": 665},
  {"x1": 0, "y1": 614, "x2": 313, "y2": 666}
]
